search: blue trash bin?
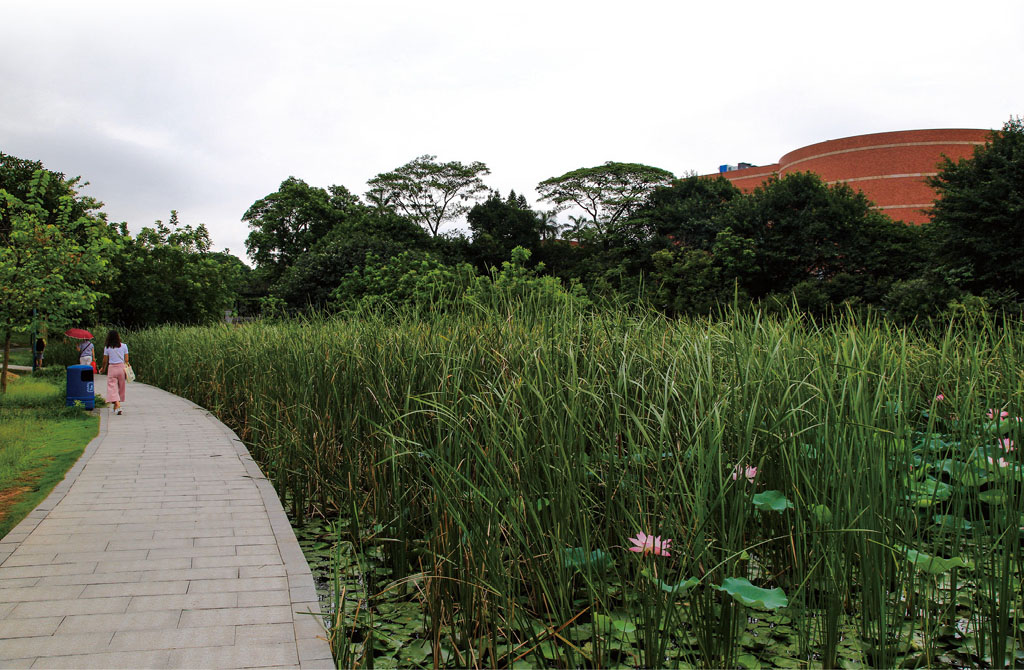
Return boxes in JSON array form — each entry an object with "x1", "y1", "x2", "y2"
[{"x1": 66, "y1": 364, "x2": 95, "y2": 409}]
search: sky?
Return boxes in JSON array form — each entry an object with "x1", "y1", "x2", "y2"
[{"x1": 2, "y1": 1, "x2": 1022, "y2": 261}]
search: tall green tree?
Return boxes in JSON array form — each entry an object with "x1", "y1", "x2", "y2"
[
  {"x1": 243, "y1": 177, "x2": 362, "y2": 281},
  {"x1": 594, "y1": 175, "x2": 742, "y2": 283},
  {"x1": 101, "y1": 212, "x2": 246, "y2": 328},
  {"x1": 365, "y1": 155, "x2": 491, "y2": 236},
  {"x1": 536, "y1": 162, "x2": 675, "y2": 238},
  {"x1": 466, "y1": 191, "x2": 541, "y2": 272},
  {"x1": 714, "y1": 172, "x2": 924, "y2": 300},
  {"x1": 630, "y1": 175, "x2": 742, "y2": 250},
  {"x1": 643, "y1": 172, "x2": 928, "y2": 315},
  {"x1": 927, "y1": 116, "x2": 1024, "y2": 297},
  {"x1": 0, "y1": 167, "x2": 115, "y2": 391},
  {"x1": 0, "y1": 152, "x2": 105, "y2": 237},
  {"x1": 271, "y1": 209, "x2": 431, "y2": 308}
]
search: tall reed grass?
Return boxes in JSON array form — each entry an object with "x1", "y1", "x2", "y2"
[{"x1": 131, "y1": 304, "x2": 1024, "y2": 668}]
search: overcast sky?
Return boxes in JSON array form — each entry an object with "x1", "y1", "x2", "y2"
[{"x1": 2, "y1": 1, "x2": 1021, "y2": 260}]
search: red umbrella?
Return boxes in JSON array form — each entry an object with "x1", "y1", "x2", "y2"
[{"x1": 64, "y1": 328, "x2": 93, "y2": 339}]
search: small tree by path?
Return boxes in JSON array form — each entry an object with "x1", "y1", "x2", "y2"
[{"x1": 0, "y1": 168, "x2": 115, "y2": 392}]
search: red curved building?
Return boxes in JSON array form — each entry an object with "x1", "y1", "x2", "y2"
[{"x1": 711, "y1": 128, "x2": 991, "y2": 224}]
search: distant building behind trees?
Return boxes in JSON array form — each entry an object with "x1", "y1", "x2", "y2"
[{"x1": 705, "y1": 128, "x2": 990, "y2": 224}]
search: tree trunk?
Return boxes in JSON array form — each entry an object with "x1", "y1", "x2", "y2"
[{"x1": 1, "y1": 330, "x2": 11, "y2": 394}]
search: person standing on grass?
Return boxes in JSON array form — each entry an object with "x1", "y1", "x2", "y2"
[
  {"x1": 33, "y1": 337, "x2": 45, "y2": 368},
  {"x1": 100, "y1": 330, "x2": 129, "y2": 415}
]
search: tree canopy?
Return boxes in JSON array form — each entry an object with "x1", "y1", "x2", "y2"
[
  {"x1": 630, "y1": 175, "x2": 742, "y2": 249},
  {"x1": 366, "y1": 155, "x2": 491, "y2": 236},
  {"x1": 714, "y1": 172, "x2": 920, "y2": 300},
  {"x1": 100, "y1": 212, "x2": 246, "y2": 328},
  {"x1": 536, "y1": 162, "x2": 675, "y2": 237},
  {"x1": 0, "y1": 164, "x2": 116, "y2": 391},
  {"x1": 466, "y1": 191, "x2": 541, "y2": 272},
  {"x1": 244, "y1": 177, "x2": 362, "y2": 279},
  {"x1": 270, "y1": 208, "x2": 431, "y2": 309},
  {"x1": 12, "y1": 120, "x2": 1024, "y2": 333},
  {"x1": 927, "y1": 117, "x2": 1024, "y2": 298}
]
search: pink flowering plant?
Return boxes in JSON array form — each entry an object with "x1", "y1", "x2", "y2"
[
  {"x1": 622, "y1": 529, "x2": 693, "y2": 665},
  {"x1": 986, "y1": 408, "x2": 1010, "y2": 421},
  {"x1": 627, "y1": 532, "x2": 672, "y2": 557},
  {"x1": 731, "y1": 464, "x2": 758, "y2": 484}
]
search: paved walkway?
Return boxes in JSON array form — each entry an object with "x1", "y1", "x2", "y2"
[{"x1": 0, "y1": 379, "x2": 334, "y2": 669}]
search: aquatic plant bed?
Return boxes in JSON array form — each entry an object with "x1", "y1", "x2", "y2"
[{"x1": 131, "y1": 307, "x2": 1024, "y2": 668}]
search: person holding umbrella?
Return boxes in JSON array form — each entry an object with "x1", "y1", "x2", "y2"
[{"x1": 66, "y1": 328, "x2": 95, "y2": 369}]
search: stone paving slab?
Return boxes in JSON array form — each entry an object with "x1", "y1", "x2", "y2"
[{"x1": 0, "y1": 380, "x2": 334, "y2": 669}]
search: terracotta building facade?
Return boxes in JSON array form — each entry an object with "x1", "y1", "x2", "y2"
[{"x1": 709, "y1": 128, "x2": 991, "y2": 224}]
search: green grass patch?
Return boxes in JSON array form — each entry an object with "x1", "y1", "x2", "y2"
[
  {"x1": 0, "y1": 375, "x2": 99, "y2": 539},
  {"x1": 0, "y1": 377, "x2": 64, "y2": 408},
  {"x1": 5, "y1": 349, "x2": 32, "y2": 367}
]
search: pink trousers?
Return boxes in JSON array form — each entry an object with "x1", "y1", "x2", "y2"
[{"x1": 107, "y1": 363, "x2": 127, "y2": 402}]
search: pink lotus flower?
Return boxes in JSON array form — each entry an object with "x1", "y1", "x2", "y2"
[
  {"x1": 732, "y1": 464, "x2": 758, "y2": 483},
  {"x1": 987, "y1": 409, "x2": 1010, "y2": 421},
  {"x1": 987, "y1": 456, "x2": 1010, "y2": 468},
  {"x1": 1000, "y1": 438, "x2": 1015, "y2": 452},
  {"x1": 627, "y1": 532, "x2": 672, "y2": 556}
]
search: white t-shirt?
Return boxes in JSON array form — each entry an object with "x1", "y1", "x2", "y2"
[{"x1": 104, "y1": 343, "x2": 129, "y2": 364}]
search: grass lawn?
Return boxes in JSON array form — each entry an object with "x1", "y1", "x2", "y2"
[
  {"x1": 0, "y1": 372, "x2": 100, "y2": 539},
  {"x1": 4, "y1": 349, "x2": 32, "y2": 367}
]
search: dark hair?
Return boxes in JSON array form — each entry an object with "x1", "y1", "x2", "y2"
[{"x1": 105, "y1": 330, "x2": 122, "y2": 349}]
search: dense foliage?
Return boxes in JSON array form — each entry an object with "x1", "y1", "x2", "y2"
[
  {"x1": 101, "y1": 212, "x2": 246, "y2": 327},
  {"x1": 928, "y1": 117, "x2": 1024, "y2": 301},
  {"x1": 243, "y1": 177, "x2": 363, "y2": 283}
]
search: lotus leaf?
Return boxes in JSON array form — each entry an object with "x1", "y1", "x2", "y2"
[
  {"x1": 656, "y1": 575, "x2": 699, "y2": 595},
  {"x1": 752, "y1": 490, "x2": 794, "y2": 512},
  {"x1": 978, "y1": 489, "x2": 1007, "y2": 505},
  {"x1": 932, "y1": 515, "x2": 973, "y2": 531},
  {"x1": 907, "y1": 477, "x2": 952, "y2": 505},
  {"x1": 915, "y1": 434, "x2": 956, "y2": 452},
  {"x1": 984, "y1": 419, "x2": 1017, "y2": 436},
  {"x1": 715, "y1": 577, "x2": 789, "y2": 610},
  {"x1": 560, "y1": 547, "x2": 614, "y2": 572},
  {"x1": 400, "y1": 640, "x2": 431, "y2": 664},
  {"x1": 809, "y1": 503, "x2": 833, "y2": 524},
  {"x1": 902, "y1": 546, "x2": 973, "y2": 574},
  {"x1": 592, "y1": 612, "x2": 637, "y2": 642},
  {"x1": 957, "y1": 466, "x2": 991, "y2": 487}
]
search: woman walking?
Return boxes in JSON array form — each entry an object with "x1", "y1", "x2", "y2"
[{"x1": 100, "y1": 330, "x2": 129, "y2": 415}]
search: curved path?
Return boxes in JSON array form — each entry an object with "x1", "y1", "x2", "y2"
[{"x1": 0, "y1": 380, "x2": 334, "y2": 669}]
